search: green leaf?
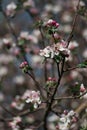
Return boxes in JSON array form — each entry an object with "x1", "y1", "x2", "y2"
[
  {"x1": 35, "y1": 20, "x2": 43, "y2": 28},
  {"x1": 41, "y1": 57, "x2": 46, "y2": 64},
  {"x1": 18, "y1": 39, "x2": 25, "y2": 46},
  {"x1": 78, "y1": 6, "x2": 87, "y2": 18},
  {"x1": 78, "y1": 60, "x2": 87, "y2": 68},
  {"x1": 80, "y1": 126, "x2": 87, "y2": 130},
  {"x1": 70, "y1": 83, "x2": 80, "y2": 96},
  {"x1": 27, "y1": 66, "x2": 33, "y2": 71},
  {"x1": 16, "y1": 3, "x2": 22, "y2": 10},
  {"x1": 54, "y1": 55, "x2": 62, "y2": 63},
  {"x1": 22, "y1": 68, "x2": 28, "y2": 73}
]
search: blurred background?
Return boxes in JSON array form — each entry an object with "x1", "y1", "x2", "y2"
[{"x1": 0, "y1": 0, "x2": 87, "y2": 130}]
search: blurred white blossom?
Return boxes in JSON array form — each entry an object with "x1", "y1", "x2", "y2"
[
  {"x1": 83, "y1": 29, "x2": 87, "y2": 41},
  {"x1": 0, "y1": 66, "x2": 8, "y2": 77},
  {"x1": 6, "y1": 2, "x2": 17, "y2": 16}
]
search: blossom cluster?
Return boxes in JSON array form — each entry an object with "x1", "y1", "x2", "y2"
[
  {"x1": 56, "y1": 110, "x2": 78, "y2": 130},
  {"x1": 18, "y1": 31, "x2": 39, "y2": 45},
  {"x1": 39, "y1": 40, "x2": 70, "y2": 60},
  {"x1": 11, "y1": 90, "x2": 41, "y2": 110},
  {"x1": 8, "y1": 116, "x2": 22, "y2": 130},
  {"x1": 22, "y1": 90, "x2": 41, "y2": 108}
]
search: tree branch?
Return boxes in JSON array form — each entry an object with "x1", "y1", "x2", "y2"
[
  {"x1": 54, "y1": 90, "x2": 87, "y2": 100},
  {"x1": 67, "y1": 0, "x2": 80, "y2": 47}
]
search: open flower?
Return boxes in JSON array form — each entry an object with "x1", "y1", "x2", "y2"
[
  {"x1": 40, "y1": 46, "x2": 54, "y2": 58},
  {"x1": 22, "y1": 90, "x2": 41, "y2": 109},
  {"x1": 53, "y1": 40, "x2": 70, "y2": 57},
  {"x1": 11, "y1": 90, "x2": 41, "y2": 110},
  {"x1": 40, "y1": 40, "x2": 70, "y2": 59},
  {"x1": 57, "y1": 110, "x2": 78, "y2": 130},
  {"x1": 19, "y1": 31, "x2": 29, "y2": 40},
  {"x1": 59, "y1": 48, "x2": 70, "y2": 57}
]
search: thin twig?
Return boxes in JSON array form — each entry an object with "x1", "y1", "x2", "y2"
[
  {"x1": 51, "y1": 109, "x2": 60, "y2": 117},
  {"x1": 57, "y1": 63, "x2": 61, "y2": 77},
  {"x1": 27, "y1": 121, "x2": 44, "y2": 129},
  {"x1": 52, "y1": 33, "x2": 56, "y2": 44},
  {"x1": 54, "y1": 90, "x2": 87, "y2": 100},
  {"x1": 39, "y1": 27, "x2": 45, "y2": 48},
  {"x1": 43, "y1": 58, "x2": 65, "y2": 130},
  {"x1": 1, "y1": 9, "x2": 18, "y2": 42},
  {"x1": 26, "y1": 72, "x2": 40, "y2": 89},
  {"x1": 0, "y1": 104, "x2": 16, "y2": 116},
  {"x1": 39, "y1": 27, "x2": 48, "y2": 81},
  {"x1": 26, "y1": 72, "x2": 46, "y2": 99},
  {"x1": 51, "y1": 62, "x2": 55, "y2": 77},
  {"x1": 64, "y1": 66, "x2": 79, "y2": 72},
  {"x1": 18, "y1": 108, "x2": 44, "y2": 116},
  {"x1": 67, "y1": 0, "x2": 80, "y2": 47}
]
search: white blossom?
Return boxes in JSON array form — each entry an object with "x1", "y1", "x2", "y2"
[
  {"x1": 57, "y1": 110, "x2": 78, "y2": 130},
  {"x1": 40, "y1": 46, "x2": 54, "y2": 58},
  {"x1": 22, "y1": 90, "x2": 41, "y2": 108},
  {"x1": 68, "y1": 41, "x2": 79, "y2": 50},
  {"x1": 9, "y1": 116, "x2": 22, "y2": 130}
]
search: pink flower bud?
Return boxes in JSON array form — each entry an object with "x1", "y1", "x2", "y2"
[
  {"x1": 63, "y1": 110, "x2": 68, "y2": 115},
  {"x1": 46, "y1": 19, "x2": 59, "y2": 28},
  {"x1": 19, "y1": 61, "x2": 28, "y2": 69},
  {"x1": 11, "y1": 101, "x2": 16, "y2": 108},
  {"x1": 80, "y1": 84, "x2": 86, "y2": 92},
  {"x1": 56, "y1": 125, "x2": 59, "y2": 130},
  {"x1": 24, "y1": 61, "x2": 28, "y2": 65},
  {"x1": 47, "y1": 77, "x2": 52, "y2": 81}
]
